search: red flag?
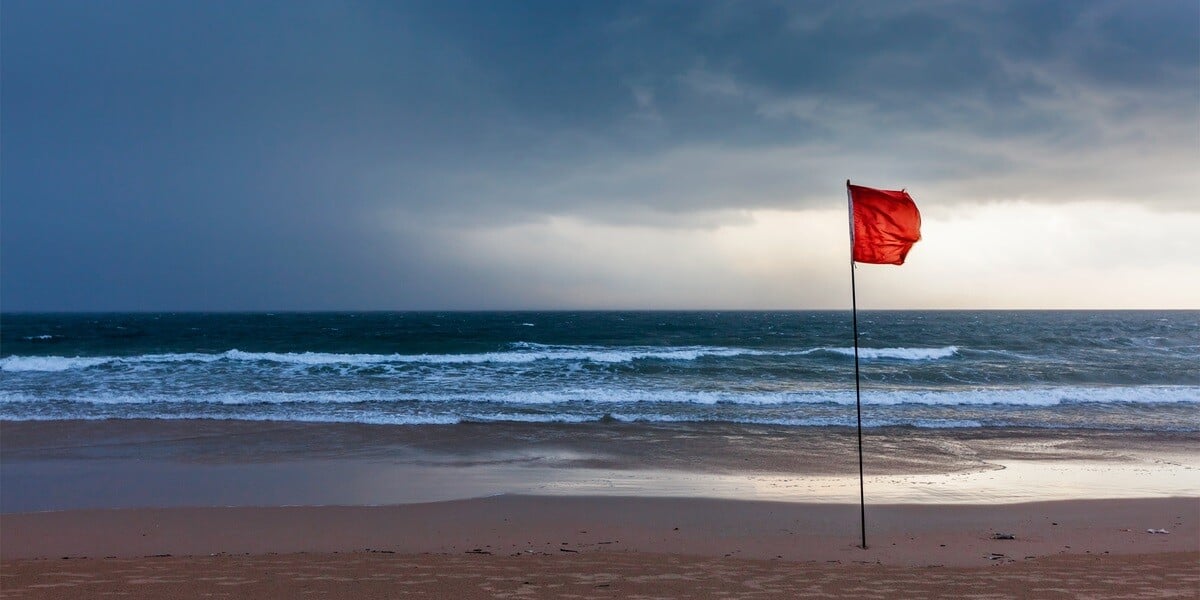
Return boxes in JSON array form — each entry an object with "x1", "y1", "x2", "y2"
[{"x1": 848, "y1": 182, "x2": 921, "y2": 265}]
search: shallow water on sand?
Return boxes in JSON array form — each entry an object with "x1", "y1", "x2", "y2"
[
  {"x1": 3, "y1": 421, "x2": 1196, "y2": 512},
  {"x1": 4, "y1": 456, "x2": 1196, "y2": 513}
]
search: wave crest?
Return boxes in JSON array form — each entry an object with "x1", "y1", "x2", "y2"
[
  {"x1": 819, "y1": 346, "x2": 959, "y2": 360},
  {"x1": 0, "y1": 344, "x2": 962, "y2": 372},
  {"x1": 0, "y1": 356, "x2": 112, "y2": 372},
  {"x1": 2, "y1": 385, "x2": 1195, "y2": 407}
]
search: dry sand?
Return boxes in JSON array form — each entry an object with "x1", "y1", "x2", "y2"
[
  {"x1": 2, "y1": 496, "x2": 1197, "y2": 598},
  {"x1": 3, "y1": 496, "x2": 1197, "y2": 565},
  {"x1": 3, "y1": 551, "x2": 1197, "y2": 599}
]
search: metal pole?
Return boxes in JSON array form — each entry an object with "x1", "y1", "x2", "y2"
[{"x1": 847, "y1": 180, "x2": 867, "y2": 550}]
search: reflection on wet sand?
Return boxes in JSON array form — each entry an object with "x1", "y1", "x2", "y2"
[{"x1": 2, "y1": 419, "x2": 1196, "y2": 512}]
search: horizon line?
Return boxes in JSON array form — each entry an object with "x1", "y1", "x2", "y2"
[{"x1": 3, "y1": 308, "x2": 1197, "y2": 315}]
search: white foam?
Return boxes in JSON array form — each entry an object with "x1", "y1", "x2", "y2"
[
  {"x1": 0, "y1": 352, "x2": 231, "y2": 372},
  {"x1": 468, "y1": 386, "x2": 1200, "y2": 407},
  {"x1": 222, "y1": 349, "x2": 398, "y2": 365},
  {"x1": 820, "y1": 346, "x2": 960, "y2": 360},
  {"x1": 605, "y1": 413, "x2": 985, "y2": 428},
  {"x1": 0, "y1": 356, "x2": 113, "y2": 372},
  {"x1": 3, "y1": 385, "x2": 1195, "y2": 408},
  {"x1": 0, "y1": 343, "x2": 968, "y2": 373},
  {"x1": 497, "y1": 343, "x2": 773, "y2": 364},
  {"x1": 246, "y1": 413, "x2": 463, "y2": 426},
  {"x1": 0, "y1": 413, "x2": 467, "y2": 426},
  {"x1": 0, "y1": 345, "x2": 784, "y2": 372}
]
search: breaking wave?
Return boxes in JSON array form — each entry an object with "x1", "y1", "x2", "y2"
[
  {"x1": 2, "y1": 385, "x2": 1195, "y2": 407},
  {"x1": 0, "y1": 344, "x2": 961, "y2": 372}
]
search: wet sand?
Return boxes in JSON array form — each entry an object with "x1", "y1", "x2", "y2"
[
  {"x1": 4, "y1": 420, "x2": 1198, "y2": 511},
  {"x1": 6, "y1": 419, "x2": 1197, "y2": 474},
  {"x1": 1, "y1": 419, "x2": 1197, "y2": 598}
]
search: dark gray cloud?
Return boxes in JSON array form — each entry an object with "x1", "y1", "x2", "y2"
[{"x1": 2, "y1": 0, "x2": 1197, "y2": 310}]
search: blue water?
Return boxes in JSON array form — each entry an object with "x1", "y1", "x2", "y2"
[{"x1": 2, "y1": 311, "x2": 1197, "y2": 430}]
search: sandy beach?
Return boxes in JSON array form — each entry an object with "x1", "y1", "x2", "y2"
[
  {"x1": 1, "y1": 419, "x2": 1197, "y2": 598},
  {"x1": 3, "y1": 550, "x2": 1197, "y2": 599},
  {"x1": 5, "y1": 0, "x2": 1199, "y2": 591}
]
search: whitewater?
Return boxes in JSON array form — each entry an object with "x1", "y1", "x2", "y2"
[{"x1": 2, "y1": 311, "x2": 1197, "y2": 430}]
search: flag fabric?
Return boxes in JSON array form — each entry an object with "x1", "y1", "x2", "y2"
[{"x1": 848, "y1": 182, "x2": 921, "y2": 265}]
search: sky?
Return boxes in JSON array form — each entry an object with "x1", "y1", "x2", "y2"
[{"x1": 2, "y1": 0, "x2": 1198, "y2": 311}]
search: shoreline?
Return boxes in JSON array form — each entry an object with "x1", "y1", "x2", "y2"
[
  {"x1": 6, "y1": 419, "x2": 1198, "y2": 470},
  {"x1": 3, "y1": 419, "x2": 1197, "y2": 512}
]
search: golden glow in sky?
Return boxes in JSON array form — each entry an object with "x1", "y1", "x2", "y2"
[{"x1": 445, "y1": 201, "x2": 1200, "y2": 309}]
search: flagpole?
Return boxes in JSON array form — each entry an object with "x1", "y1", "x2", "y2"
[{"x1": 846, "y1": 179, "x2": 867, "y2": 550}]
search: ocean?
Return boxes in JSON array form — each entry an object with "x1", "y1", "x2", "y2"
[{"x1": 1, "y1": 311, "x2": 1197, "y2": 431}]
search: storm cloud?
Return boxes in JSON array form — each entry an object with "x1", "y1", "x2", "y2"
[{"x1": 3, "y1": 0, "x2": 1197, "y2": 310}]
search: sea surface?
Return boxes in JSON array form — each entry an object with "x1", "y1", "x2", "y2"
[{"x1": 1, "y1": 311, "x2": 1197, "y2": 431}]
